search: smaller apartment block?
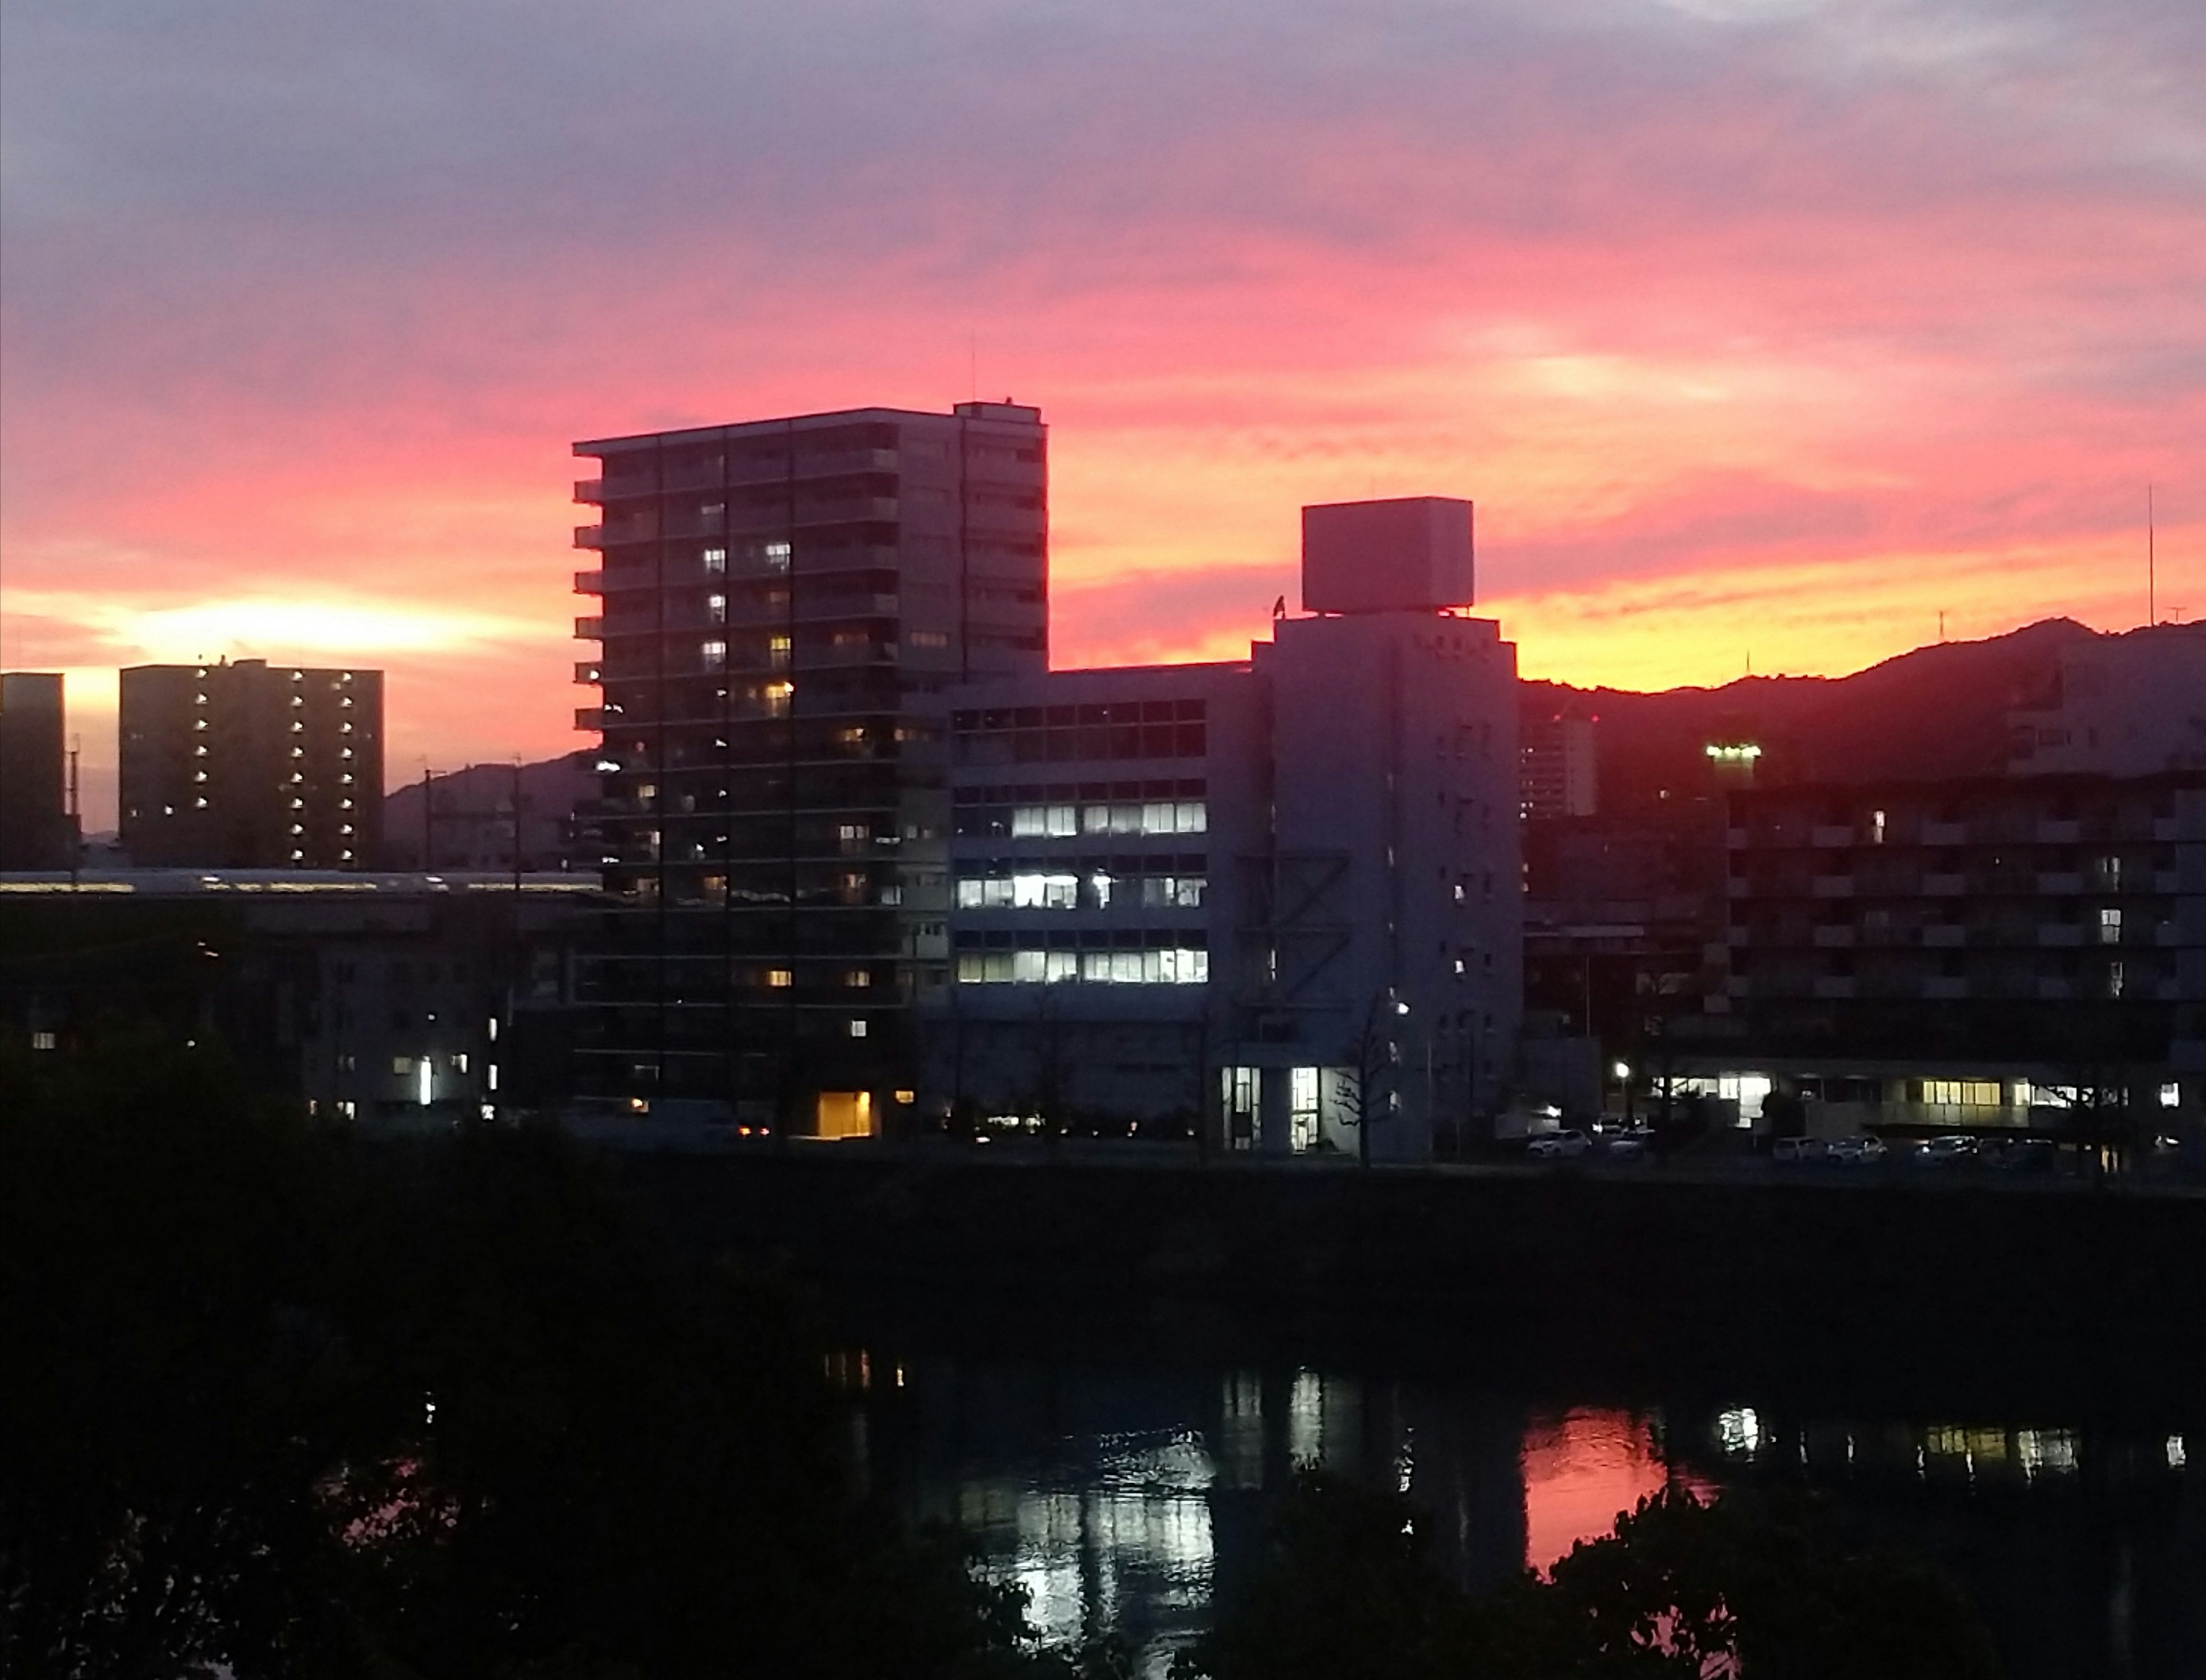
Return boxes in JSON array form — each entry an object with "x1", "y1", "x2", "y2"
[
  {"x1": 1706, "y1": 772, "x2": 2205, "y2": 1131},
  {"x1": 120, "y1": 660, "x2": 384, "y2": 868}
]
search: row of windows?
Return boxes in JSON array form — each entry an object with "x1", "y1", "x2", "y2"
[
  {"x1": 955, "y1": 698, "x2": 1205, "y2": 730},
  {"x1": 957, "y1": 801, "x2": 1209, "y2": 840},
  {"x1": 957, "y1": 722, "x2": 1205, "y2": 765},
  {"x1": 955, "y1": 779, "x2": 1202, "y2": 805},
  {"x1": 955, "y1": 871, "x2": 1205, "y2": 910},
  {"x1": 956, "y1": 948, "x2": 1209, "y2": 985}
]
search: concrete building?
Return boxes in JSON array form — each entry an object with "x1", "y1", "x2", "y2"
[
  {"x1": 1700, "y1": 771, "x2": 2206, "y2": 1136},
  {"x1": 2007, "y1": 624, "x2": 2206, "y2": 777},
  {"x1": 0, "y1": 673, "x2": 75, "y2": 869},
  {"x1": 119, "y1": 659, "x2": 384, "y2": 868},
  {"x1": 1519, "y1": 709, "x2": 1598, "y2": 821},
  {"x1": 569, "y1": 400, "x2": 1048, "y2": 1126},
  {"x1": 0, "y1": 870, "x2": 599, "y2": 1121},
  {"x1": 932, "y1": 497, "x2": 1522, "y2": 1160}
]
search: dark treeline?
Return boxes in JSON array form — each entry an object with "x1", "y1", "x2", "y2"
[{"x1": 2, "y1": 1040, "x2": 2001, "y2": 1678}]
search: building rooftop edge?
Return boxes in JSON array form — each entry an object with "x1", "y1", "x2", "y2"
[{"x1": 575, "y1": 403, "x2": 1045, "y2": 454}]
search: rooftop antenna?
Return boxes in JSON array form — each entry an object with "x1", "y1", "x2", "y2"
[
  {"x1": 1938, "y1": 609, "x2": 1946, "y2": 642},
  {"x1": 2148, "y1": 483, "x2": 2156, "y2": 627},
  {"x1": 969, "y1": 334, "x2": 978, "y2": 405}
]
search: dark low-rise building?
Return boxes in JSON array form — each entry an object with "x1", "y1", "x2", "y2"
[
  {"x1": 0, "y1": 871, "x2": 599, "y2": 1121},
  {"x1": 1699, "y1": 771, "x2": 2205, "y2": 1136}
]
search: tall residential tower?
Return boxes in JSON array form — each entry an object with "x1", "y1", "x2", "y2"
[{"x1": 569, "y1": 401, "x2": 1048, "y2": 1125}]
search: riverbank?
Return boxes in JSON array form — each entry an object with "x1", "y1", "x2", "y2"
[{"x1": 609, "y1": 1145, "x2": 2206, "y2": 1411}]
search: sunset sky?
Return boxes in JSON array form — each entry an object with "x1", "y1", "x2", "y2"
[{"x1": 2, "y1": 0, "x2": 2200, "y2": 827}]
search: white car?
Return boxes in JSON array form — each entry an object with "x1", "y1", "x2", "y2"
[{"x1": 1526, "y1": 1129, "x2": 1592, "y2": 1160}]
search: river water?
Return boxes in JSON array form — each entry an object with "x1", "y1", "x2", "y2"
[{"x1": 852, "y1": 1332, "x2": 2204, "y2": 1679}]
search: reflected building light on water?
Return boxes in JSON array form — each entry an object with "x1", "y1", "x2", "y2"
[
  {"x1": 2168, "y1": 1435, "x2": 2186, "y2": 1471},
  {"x1": 1715, "y1": 1407, "x2": 1763, "y2": 1458},
  {"x1": 963, "y1": 1431, "x2": 1222, "y2": 1663}
]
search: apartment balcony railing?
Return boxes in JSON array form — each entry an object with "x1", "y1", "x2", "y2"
[
  {"x1": 574, "y1": 570, "x2": 604, "y2": 594},
  {"x1": 574, "y1": 616, "x2": 604, "y2": 640},
  {"x1": 574, "y1": 661, "x2": 602, "y2": 684},
  {"x1": 574, "y1": 478, "x2": 605, "y2": 504},
  {"x1": 574, "y1": 525, "x2": 606, "y2": 550}
]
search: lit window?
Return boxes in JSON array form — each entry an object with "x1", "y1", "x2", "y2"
[
  {"x1": 707, "y1": 593, "x2": 727, "y2": 621},
  {"x1": 704, "y1": 546, "x2": 728, "y2": 572},
  {"x1": 194, "y1": 771, "x2": 209, "y2": 783},
  {"x1": 2099, "y1": 907, "x2": 2122, "y2": 944},
  {"x1": 392, "y1": 1056, "x2": 414, "y2": 1074},
  {"x1": 702, "y1": 639, "x2": 727, "y2": 670},
  {"x1": 844, "y1": 970, "x2": 871, "y2": 987},
  {"x1": 768, "y1": 634, "x2": 792, "y2": 669},
  {"x1": 31, "y1": 1031, "x2": 56, "y2": 1051},
  {"x1": 766, "y1": 968, "x2": 793, "y2": 988},
  {"x1": 848, "y1": 1019, "x2": 868, "y2": 1038},
  {"x1": 765, "y1": 539, "x2": 792, "y2": 570},
  {"x1": 452, "y1": 1053, "x2": 469, "y2": 1073}
]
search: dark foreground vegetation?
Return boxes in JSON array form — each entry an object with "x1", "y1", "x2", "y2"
[{"x1": 3, "y1": 1040, "x2": 2000, "y2": 1677}]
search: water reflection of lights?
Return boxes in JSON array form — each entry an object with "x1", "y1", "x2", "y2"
[
  {"x1": 2167, "y1": 1435, "x2": 2186, "y2": 1471},
  {"x1": 965, "y1": 1431, "x2": 1220, "y2": 1667},
  {"x1": 1715, "y1": 1406, "x2": 1763, "y2": 1457}
]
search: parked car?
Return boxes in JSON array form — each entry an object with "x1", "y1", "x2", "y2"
[
  {"x1": 1526, "y1": 1129, "x2": 1592, "y2": 1160},
  {"x1": 1604, "y1": 1130, "x2": 1653, "y2": 1160},
  {"x1": 1989, "y1": 1138, "x2": 2057, "y2": 1173},
  {"x1": 1918, "y1": 1134, "x2": 1980, "y2": 1164},
  {"x1": 1826, "y1": 1136, "x2": 1888, "y2": 1165},
  {"x1": 1772, "y1": 1137, "x2": 1828, "y2": 1164}
]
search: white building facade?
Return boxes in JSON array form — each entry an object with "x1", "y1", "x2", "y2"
[{"x1": 928, "y1": 498, "x2": 1522, "y2": 1160}]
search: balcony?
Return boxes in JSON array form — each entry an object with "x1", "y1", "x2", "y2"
[
  {"x1": 1923, "y1": 978, "x2": 1969, "y2": 1001},
  {"x1": 2036, "y1": 820, "x2": 2081, "y2": 844},
  {"x1": 2036, "y1": 924, "x2": 2083, "y2": 947},
  {"x1": 574, "y1": 478, "x2": 605, "y2": 504},
  {"x1": 1810, "y1": 875, "x2": 1854, "y2": 898},
  {"x1": 793, "y1": 496, "x2": 900, "y2": 527},
  {"x1": 1811, "y1": 925, "x2": 1856, "y2": 948},
  {"x1": 1922, "y1": 925, "x2": 1966, "y2": 948},
  {"x1": 574, "y1": 616, "x2": 604, "y2": 640},
  {"x1": 574, "y1": 707, "x2": 610, "y2": 730},
  {"x1": 1811, "y1": 978, "x2": 1857, "y2": 999},
  {"x1": 1922, "y1": 822, "x2": 1968, "y2": 846},
  {"x1": 574, "y1": 525, "x2": 604, "y2": 550},
  {"x1": 1811, "y1": 825, "x2": 1854, "y2": 848},
  {"x1": 574, "y1": 661, "x2": 602, "y2": 684},
  {"x1": 2035, "y1": 872, "x2": 2083, "y2": 895},
  {"x1": 1922, "y1": 873, "x2": 1966, "y2": 895},
  {"x1": 574, "y1": 569, "x2": 604, "y2": 594}
]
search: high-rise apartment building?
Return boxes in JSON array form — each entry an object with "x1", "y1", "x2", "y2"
[
  {"x1": 569, "y1": 401, "x2": 1048, "y2": 1122},
  {"x1": 119, "y1": 659, "x2": 384, "y2": 868},
  {"x1": 0, "y1": 673, "x2": 75, "y2": 869}
]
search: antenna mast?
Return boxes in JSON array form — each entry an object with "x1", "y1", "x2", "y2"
[{"x1": 2148, "y1": 484, "x2": 2156, "y2": 627}]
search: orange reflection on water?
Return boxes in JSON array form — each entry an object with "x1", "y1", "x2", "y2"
[{"x1": 1521, "y1": 1409, "x2": 1715, "y2": 1575}]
